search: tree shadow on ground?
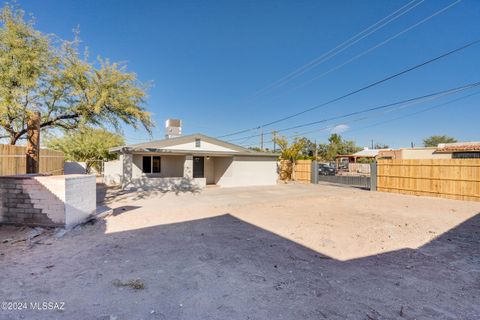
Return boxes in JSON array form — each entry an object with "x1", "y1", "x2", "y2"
[
  {"x1": 96, "y1": 178, "x2": 202, "y2": 203},
  {"x1": 111, "y1": 205, "x2": 142, "y2": 216},
  {"x1": 2, "y1": 212, "x2": 478, "y2": 320}
]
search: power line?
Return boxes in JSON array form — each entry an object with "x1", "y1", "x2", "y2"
[
  {"x1": 243, "y1": 90, "x2": 480, "y2": 149},
  {"x1": 250, "y1": 0, "x2": 424, "y2": 98},
  {"x1": 281, "y1": 0, "x2": 463, "y2": 95},
  {"x1": 217, "y1": 38, "x2": 480, "y2": 138},
  {"x1": 346, "y1": 90, "x2": 480, "y2": 134},
  {"x1": 230, "y1": 81, "x2": 480, "y2": 142},
  {"x1": 235, "y1": 81, "x2": 480, "y2": 146}
]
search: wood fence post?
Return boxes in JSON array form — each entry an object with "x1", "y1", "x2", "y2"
[{"x1": 26, "y1": 111, "x2": 41, "y2": 174}]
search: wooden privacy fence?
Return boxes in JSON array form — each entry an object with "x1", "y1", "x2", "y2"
[
  {"x1": 294, "y1": 159, "x2": 312, "y2": 183},
  {"x1": 377, "y1": 159, "x2": 480, "y2": 201},
  {"x1": 0, "y1": 144, "x2": 64, "y2": 176}
]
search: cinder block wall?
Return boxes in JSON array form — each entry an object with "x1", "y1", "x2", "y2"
[{"x1": 0, "y1": 175, "x2": 96, "y2": 228}]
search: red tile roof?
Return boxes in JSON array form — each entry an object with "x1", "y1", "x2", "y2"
[{"x1": 437, "y1": 142, "x2": 480, "y2": 152}]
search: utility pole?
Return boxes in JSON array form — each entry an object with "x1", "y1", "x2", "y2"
[
  {"x1": 26, "y1": 111, "x2": 41, "y2": 174},
  {"x1": 260, "y1": 128, "x2": 264, "y2": 151},
  {"x1": 272, "y1": 131, "x2": 277, "y2": 152}
]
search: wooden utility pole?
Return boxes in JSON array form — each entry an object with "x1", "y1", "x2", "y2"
[
  {"x1": 260, "y1": 128, "x2": 264, "y2": 151},
  {"x1": 272, "y1": 131, "x2": 277, "y2": 152},
  {"x1": 26, "y1": 111, "x2": 41, "y2": 174}
]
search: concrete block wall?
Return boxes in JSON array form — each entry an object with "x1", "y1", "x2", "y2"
[
  {"x1": 0, "y1": 174, "x2": 96, "y2": 228},
  {"x1": 65, "y1": 175, "x2": 96, "y2": 227}
]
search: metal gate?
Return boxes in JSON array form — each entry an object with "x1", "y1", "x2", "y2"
[
  {"x1": 317, "y1": 175, "x2": 371, "y2": 189},
  {"x1": 311, "y1": 161, "x2": 374, "y2": 190}
]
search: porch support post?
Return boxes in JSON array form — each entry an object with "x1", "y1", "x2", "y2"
[
  {"x1": 184, "y1": 155, "x2": 193, "y2": 179},
  {"x1": 121, "y1": 152, "x2": 133, "y2": 189}
]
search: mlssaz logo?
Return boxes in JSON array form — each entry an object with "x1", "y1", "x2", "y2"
[{"x1": 30, "y1": 301, "x2": 65, "y2": 311}]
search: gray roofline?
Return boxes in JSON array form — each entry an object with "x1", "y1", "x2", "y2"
[
  {"x1": 109, "y1": 133, "x2": 276, "y2": 156},
  {"x1": 113, "y1": 147, "x2": 279, "y2": 157}
]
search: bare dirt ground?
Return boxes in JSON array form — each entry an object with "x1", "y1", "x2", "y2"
[{"x1": 1, "y1": 183, "x2": 480, "y2": 320}]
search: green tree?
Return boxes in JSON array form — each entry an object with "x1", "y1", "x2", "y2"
[
  {"x1": 298, "y1": 137, "x2": 317, "y2": 159},
  {"x1": 423, "y1": 135, "x2": 457, "y2": 147},
  {"x1": 46, "y1": 127, "x2": 124, "y2": 172},
  {"x1": 0, "y1": 4, "x2": 152, "y2": 145},
  {"x1": 273, "y1": 135, "x2": 306, "y2": 181},
  {"x1": 318, "y1": 134, "x2": 361, "y2": 161},
  {"x1": 374, "y1": 143, "x2": 389, "y2": 149},
  {"x1": 273, "y1": 135, "x2": 306, "y2": 161}
]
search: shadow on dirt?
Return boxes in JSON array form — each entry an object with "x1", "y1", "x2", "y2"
[
  {"x1": 2, "y1": 211, "x2": 478, "y2": 319},
  {"x1": 96, "y1": 179, "x2": 202, "y2": 203}
]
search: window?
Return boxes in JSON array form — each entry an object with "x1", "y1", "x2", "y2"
[
  {"x1": 195, "y1": 138, "x2": 201, "y2": 148},
  {"x1": 142, "y1": 156, "x2": 151, "y2": 173},
  {"x1": 152, "y1": 156, "x2": 161, "y2": 173},
  {"x1": 452, "y1": 152, "x2": 480, "y2": 159},
  {"x1": 142, "y1": 156, "x2": 161, "y2": 173}
]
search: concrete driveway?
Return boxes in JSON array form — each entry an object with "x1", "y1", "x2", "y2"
[{"x1": 1, "y1": 183, "x2": 480, "y2": 319}]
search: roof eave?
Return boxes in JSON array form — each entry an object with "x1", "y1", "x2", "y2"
[{"x1": 116, "y1": 147, "x2": 279, "y2": 157}]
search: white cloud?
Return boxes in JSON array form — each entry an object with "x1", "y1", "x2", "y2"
[{"x1": 330, "y1": 124, "x2": 349, "y2": 134}]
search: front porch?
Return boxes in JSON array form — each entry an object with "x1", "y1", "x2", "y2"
[{"x1": 116, "y1": 153, "x2": 234, "y2": 190}]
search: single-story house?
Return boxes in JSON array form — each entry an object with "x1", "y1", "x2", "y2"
[
  {"x1": 335, "y1": 148, "x2": 385, "y2": 175},
  {"x1": 104, "y1": 134, "x2": 279, "y2": 190},
  {"x1": 436, "y1": 141, "x2": 480, "y2": 158},
  {"x1": 377, "y1": 141, "x2": 480, "y2": 159},
  {"x1": 335, "y1": 147, "x2": 383, "y2": 165}
]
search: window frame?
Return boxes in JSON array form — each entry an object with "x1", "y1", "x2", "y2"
[
  {"x1": 195, "y1": 138, "x2": 201, "y2": 148},
  {"x1": 142, "y1": 155, "x2": 161, "y2": 174}
]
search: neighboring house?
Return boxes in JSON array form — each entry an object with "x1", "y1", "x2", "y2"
[
  {"x1": 335, "y1": 148, "x2": 383, "y2": 175},
  {"x1": 336, "y1": 148, "x2": 384, "y2": 168},
  {"x1": 105, "y1": 134, "x2": 279, "y2": 190},
  {"x1": 377, "y1": 141, "x2": 480, "y2": 159},
  {"x1": 436, "y1": 141, "x2": 480, "y2": 158}
]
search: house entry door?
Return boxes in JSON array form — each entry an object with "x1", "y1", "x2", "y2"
[{"x1": 193, "y1": 156, "x2": 204, "y2": 178}]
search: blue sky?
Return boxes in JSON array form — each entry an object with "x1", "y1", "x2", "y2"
[{"x1": 11, "y1": 0, "x2": 480, "y2": 148}]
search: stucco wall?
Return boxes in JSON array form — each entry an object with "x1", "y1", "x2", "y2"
[
  {"x1": 213, "y1": 157, "x2": 234, "y2": 185},
  {"x1": 378, "y1": 148, "x2": 452, "y2": 160},
  {"x1": 104, "y1": 159, "x2": 123, "y2": 186},
  {"x1": 104, "y1": 153, "x2": 278, "y2": 189},
  {"x1": 132, "y1": 154, "x2": 185, "y2": 178},
  {"x1": 163, "y1": 141, "x2": 238, "y2": 152},
  {"x1": 400, "y1": 148, "x2": 451, "y2": 159},
  {"x1": 205, "y1": 157, "x2": 215, "y2": 184},
  {"x1": 104, "y1": 155, "x2": 186, "y2": 187}
]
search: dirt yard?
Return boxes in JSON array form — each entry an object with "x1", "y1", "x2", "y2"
[{"x1": 1, "y1": 183, "x2": 480, "y2": 320}]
